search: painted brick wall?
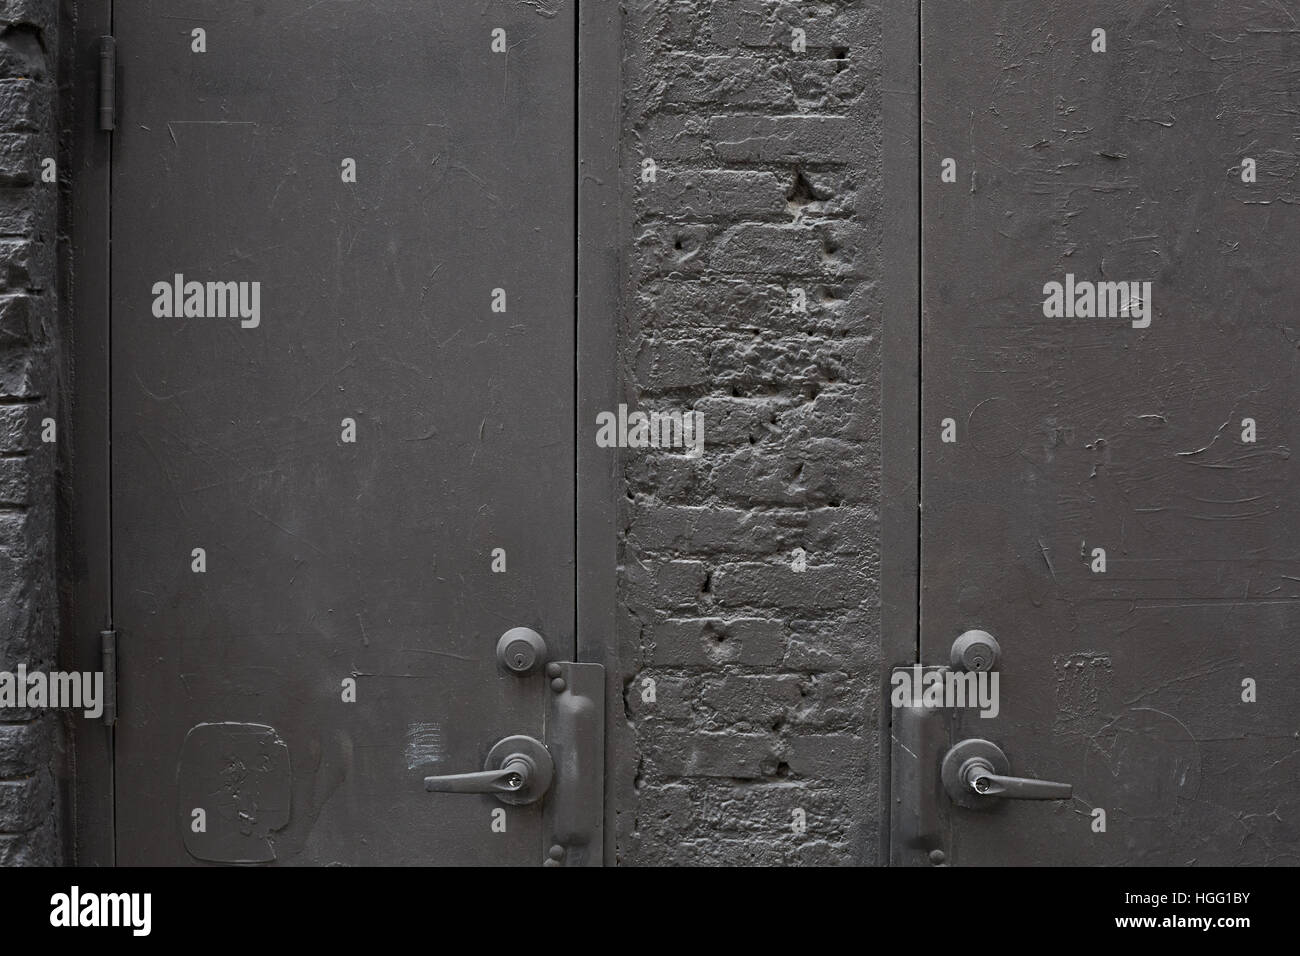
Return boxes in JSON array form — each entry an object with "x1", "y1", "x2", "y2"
[
  {"x1": 0, "y1": 0, "x2": 58, "y2": 866},
  {"x1": 617, "y1": 0, "x2": 883, "y2": 864}
]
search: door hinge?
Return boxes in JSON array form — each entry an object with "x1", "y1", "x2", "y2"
[
  {"x1": 98, "y1": 36, "x2": 115, "y2": 131},
  {"x1": 100, "y1": 628, "x2": 117, "y2": 726}
]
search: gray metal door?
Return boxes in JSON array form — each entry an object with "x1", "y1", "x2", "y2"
[
  {"x1": 109, "y1": 0, "x2": 576, "y2": 865},
  {"x1": 920, "y1": 0, "x2": 1300, "y2": 864}
]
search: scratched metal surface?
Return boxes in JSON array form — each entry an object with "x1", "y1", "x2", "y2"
[
  {"x1": 922, "y1": 0, "x2": 1300, "y2": 864},
  {"x1": 109, "y1": 0, "x2": 574, "y2": 864}
]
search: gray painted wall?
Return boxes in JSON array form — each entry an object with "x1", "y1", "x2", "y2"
[
  {"x1": 615, "y1": 0, "x2": 883, "y2": 865},
  {"x1": 0, "y1": 0, "x2": 59, "y2": 866}
]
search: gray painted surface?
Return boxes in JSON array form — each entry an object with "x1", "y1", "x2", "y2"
[
  {"x1": 617, "y1": 0, "x2": 884, "y2": 865},
  {"x1": 576, "y1": 0, "x2": 624, "y2": 868},
  {"x1": 63, "y1": 0, "x2": 113, "y2": 868},
  {"x1": 0, "y1": 0, "x2": 59, "y2": 867},
  {"x1": 106, "y1": 0, "x2": 576, "y2": 864},
  {"x1": 921, "y1": 0, "x2": 1300, "y2": 864},
  {"x1": 879, "y1": 0, "x2": 920, "y2": 863},
  {"x1": 27, "y1": 0, "x2": 1294, "y2": 869}
]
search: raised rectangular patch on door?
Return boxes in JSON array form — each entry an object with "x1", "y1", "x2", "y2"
[{"x1": 178, "y1": 722, "x2": 292, "y2": 864}]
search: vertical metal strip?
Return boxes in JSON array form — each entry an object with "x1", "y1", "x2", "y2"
[{"x1": 880, "y1": 0, "x2": 923, "y2": 864}]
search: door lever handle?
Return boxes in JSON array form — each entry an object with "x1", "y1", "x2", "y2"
[
  {"x1": 965, "y1": 762, "x2": 1072, "y2": 800},
  {"x1": 942, "y1": 738, "x2": 1072, "y2": 808},
  {"x1": 424, "y1": 758, "x2": 535, "y2": 796},
  {"x1": 423, "y1": 735, "x2": 554, "y2": 806}
]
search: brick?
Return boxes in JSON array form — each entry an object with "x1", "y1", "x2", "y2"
[
  {"x1": 706, "y1": 438, "x2": 879, "y2": 508},
  {"x1": 0, "y1": 454, "x2": 29, "y2": 504},
  {"x1": 659, "y1": 55, "x2": 796, "y2": 109},
  {"x1": 0, "y1": 189, "x2": 38, "y2": 235},
  {"x1": 0, "y1": 238, "x2": 36, "y2": 290},
  {"x1": 620, "y1": 556, "x2": 710, "y2": 611},
  {"x1": 711, "y1": 560, "x2": 870, "y2": 609},
  {"x1": 782, "y1": 385, "x2": 876, "y2": 442},
  {"x1": 624, "y1": 450, "x2": 703, "y2": 500},
  {"x1": 804, "y1": 503, "x2": 878, "y2": 557},
  {"x1": 0, "y1": 0, "x2": 52, "y2": 30},
  {"x1": 636, "y1": 169, "x2": 788, "y2": 221},
  {"x1": 791, "y1": 60, "x2": 871, "y2": 110},
  {"x1": 635, "y1": 276, "x2": 862, "y2": 335},
  {"x1": 0, "y1": 827, "x2": 55, "y2": 865},
  {"x1": 691, "y1": 396, "x2": 792, "y2": 444},
  {"x1": 785, "y1": 608, "x2": 880, "y2": 671},
  {"x1": 629, "y1": 502, "x2": 797, "y2": 553},
  {"x1": 790, "y1": 671, "x2": 863, "y2": 731},
  {"x1": 636, "y1": 221, "x2": 845, "y2": 279},
  {"x1": 709, "y1": 222, "x2": 833, "y2": 275},
  {"x1": 635, "y1": 331, "x2": 872, "y2": 394},
  {"x1": 625, "y1": 673, "x2": 696, "y2": 721},
  {"x1": 0, "y1": 719, "x2": 44, "y2": 776},
  {"x1": 701, "y1": 335, "x2": 865, "y2": 393},
  {"x1": 0, "y1": 25, "x2": 45, "y2": 80},
  {"x1": 633, "y1": 335, "x2": 709, "y2": 390},
  {"x1": 633, "y1": 779, "x2": 854, "y2": 845},
  {"x1": 648, "y1": 729, "x2": 779, "y2": 779},
  {"x1": 0, "y1": 343, "x2": 51, "y2": 397},
  {"x1": 636, "y1": 113, "x2": 872, "y2": 166},
  {"x1": 709, "y1": 1, "x2": 873, "y2": 52},
  {"x1": 0, "y1": 403, "x2": 32, "y2": 451},
  {"x1": 0, "y1": 292, "x2": 38, "y2": 345},
  {"x1": 711, "y1": 115, "x2": 871, "y2": 165},
  {"x1": 648, "y1": 616, "x2": 786, "y2": 666},
  {"x1": 700, "y1": 673, "x2": 802, "y2": 729},
  {"x1": 783, "y1": 733, "x2": 870, "y2": 781},
  {"x1": 0, "y1": 79, "x2": 37, "y2": 132},
  {"x1": 0, "y1": 132, "x2": 33, "y2": 184},
  {"x1": 0, "y1": 773, "x2": 49, "y2": 831}
]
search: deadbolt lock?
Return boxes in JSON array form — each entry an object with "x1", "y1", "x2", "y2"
[
  {"x1": 496, "y1": 627, "x2": 548, "y2": 676},
  {"x1": 950, "y1": 629, "x2": 1001, "y2": 672}
]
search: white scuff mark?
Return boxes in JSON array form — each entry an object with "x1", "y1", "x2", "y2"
[{"x1": 405, "y1": 721, "x2": 445, "y2": 771}]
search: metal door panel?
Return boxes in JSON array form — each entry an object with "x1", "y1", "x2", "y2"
[
  {"x1": 921, "y1": 0, "x2": 1300, "y2": 864},
  {"x1": 110, "y1": 0, "x2": 575, "y2": 865}
]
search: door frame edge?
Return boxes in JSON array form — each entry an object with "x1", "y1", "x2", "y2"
[
  {"x1": 61, "y1": 0, "x2": 115, "y2": 867},
  {"x1": 575, "y1": 0, "x2": 621, "y2": 868},
  {"x1": 879, "y1": 0, "x2": 922, "y2": 866}
]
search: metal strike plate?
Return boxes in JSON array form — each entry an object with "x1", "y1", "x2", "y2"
[
  {"x1": 889, "y1": 665, "x2": 952, "y2": 866},
  {"x1": 541, "y1": 660, "x2": 604, "y2": 867}
]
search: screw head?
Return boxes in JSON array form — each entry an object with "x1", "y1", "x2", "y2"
[
  {"x1": 550, "y1": 677, "x2": 567, "y2": 693},
  {"x1": 929, "y1": 849, "x2": 946, "y2": 865},
  {"x1": 548, "y1": 844, "x2": 565, "y2": 861},
  {"x1": 546, "y1": 662, "x2": 562, "y2": 679}
]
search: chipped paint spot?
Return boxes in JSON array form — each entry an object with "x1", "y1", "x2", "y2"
[
  {"x1": 1055, "y1": 652, "x2": 1112, "y2": 723},
  {"x1": 516, "y1": 0, "x2": 559, "y2": 18}
]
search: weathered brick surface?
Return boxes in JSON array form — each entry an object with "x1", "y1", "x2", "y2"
[
  {"x1": 618, "y1": 0, "x2": 882, "y2": 864},
  {"x1": 0, "y1": 0, "x2": 58, "y2": 865}
]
